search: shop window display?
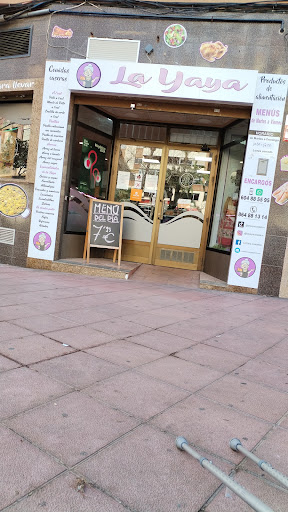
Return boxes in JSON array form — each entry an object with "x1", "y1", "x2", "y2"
[{"x1": 0, "y1": 102, "x2": 32, "y2": 178}]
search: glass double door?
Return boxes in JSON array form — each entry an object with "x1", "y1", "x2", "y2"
[{"x1": 111, "y1": 141, "x2": 218, "y2": 270}]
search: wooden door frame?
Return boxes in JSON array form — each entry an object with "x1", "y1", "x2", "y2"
[{"x1": 109, "y1": 137, "x2": 220, "y2": 270}]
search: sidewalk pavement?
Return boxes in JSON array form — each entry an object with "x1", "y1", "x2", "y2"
[{"x1": 0, "y1": 263, "x2": 288, "y2": 512}]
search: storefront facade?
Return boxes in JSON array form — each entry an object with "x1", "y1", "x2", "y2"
[{"x1": 1, "y1": 3, "x2": 288, "y2": 296}]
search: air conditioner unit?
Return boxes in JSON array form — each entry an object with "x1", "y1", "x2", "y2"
[{"x1": 86, "y1": 37, "x2": 140, "y2": 62}]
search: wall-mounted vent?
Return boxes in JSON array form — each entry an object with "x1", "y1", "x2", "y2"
[
  {"x1": 160, "y1": 250, "x2": 194, "y2": 263},
  {"x1": 87, "y1": 38, "x2": 140, "y2": 62},
  {"x1": 0, "y1": 27, "x2": 32, "y2": 59},
  {"x1": 0, "y1": 227, "x2": 15, "y2": 245}
]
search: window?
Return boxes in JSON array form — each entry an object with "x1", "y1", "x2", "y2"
[{"x1": 0, "y1": 102, "x2": 32, "y2": 178}]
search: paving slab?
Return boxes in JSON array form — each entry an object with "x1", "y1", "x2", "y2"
[
  {"x1": 86, "y1": 339, "x2": 165, "y2": 368},
  {"x1": 88, "y1": 318, "x2": 152, "y2": 338},
  {"x1": 10, "y1": 314, "x2": 77, "y2": 334},
  {"x1": 0, "y1": 321, "x2": 34, "y2": 343},
  {"x1": 0, "y1": 334, "x2": 74, "y2": 365},
  {"x1": 83, "y1": 370, "x2": 189, "y2": 420},
  {"x1": 76, "y1": 425, "x2": 231, "y2": 512},
  {"x1": 127, "y1": 329, "x2": 196, "y2": 354},
  {"x1": 205, "y1": 469, "x2": 288, "y2": 512},
  {"x1": 233, "y1": 358, "x2": 288, "y2": 393},
  {"x1": 257, "y1": 338, "x2": 288, "y2": 369},
  {"x1": 138, "y1": 356, "x2": 223, "y2": 392},
  {"x1": 150, "y1": 394, "x2": 273, "y2": 464},
  {"x1": 0, "y1": 425, "x2": 64, "y2": 510},
  {"x1": 0, "y1": 354, "x2": 20, "y2": 372},
  {"x1": 0, "y1": 304, "x2": 44, "y2": 321},
  {"x1": 4, "y1": 472, "x2": 128, "y2": 512},
  {"x1": 31, "y1": 351, "x2": 126, "y2": 388},
  {"x1": 198, "y1": 375, "x2": 288, "y2": 422},
  {"x1": 175, "y1": 344, "x2": 249, "y2": 373},
  {"x1": 0, "y1": 367, "x2": 71, "y2": 420},
  {"x1": 51, "y1": 307, "x2": 111, "y2": 325},
  {"x1": 6, "y1": 392, "x2": 140, "y2": 466},
  {"x1": 45, "y1": 325, "x2": 117, "y2": 349}
]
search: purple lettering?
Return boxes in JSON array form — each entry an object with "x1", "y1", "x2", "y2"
[
  {"x1": 184, "y1": 77, "x2": 203, "y2": 88},
  {"x1": 159, "y1": 68, "x2": 183, "y2": 93},
  {"x1": 202, "y1": 77, "x2": 221, "y2": 93},
  {"x1": 222, "y1": 79, "x2": 248, "y2": 91},
  {"x1": 110, "y1": 67, "x2": 151, "y2": 88}
]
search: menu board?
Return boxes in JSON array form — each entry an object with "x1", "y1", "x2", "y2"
[
  {"x1": 84, "y1": 199, "x2": 124, "y2": 265},
  {"x1": 28, "y1": 62, "x2": 70, "y2": 260},
  {"x1": 228, "y1": 74, "x2": 288, "y2": 288}
]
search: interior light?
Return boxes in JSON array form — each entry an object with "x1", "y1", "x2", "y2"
[
  {"x1": 143, "y1": 158, "x2": 160, "y2": 163},
  {"x1": 197, "y1": 170, "x2": 210, "y2": 174},
  {"x1": 195, "y1": 156, "x2": 213, "y2": 162},
  {"x1": 79, "y1": 142, "x2": 83, "y2": 145},
  {"x1": 240, "y1": 160, "x2": 243, "y2": 163}
]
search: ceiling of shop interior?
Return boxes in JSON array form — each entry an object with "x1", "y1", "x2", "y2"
[{"x1": 97, "y1": 105, "x2": 237, "y2": 128}]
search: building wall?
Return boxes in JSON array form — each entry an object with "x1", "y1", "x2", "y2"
[{"x1": 1, "y1": 7, "x2": 288, "y2": 294}]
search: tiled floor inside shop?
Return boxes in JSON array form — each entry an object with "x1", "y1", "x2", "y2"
[{"x1": 0, "y1": 263, "x2": 288, "y2": 511}]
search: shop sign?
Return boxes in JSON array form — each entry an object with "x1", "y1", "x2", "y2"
[
  {"x1": 228, "y1": 74, "x2": 288, "y2": 289},
  {"x1": 69, "y1": 59, "x2": 258, "y2": 104},
  {"x1": 27, "y1": 62, "x2": 71, "y2": 260},
  {"x1": 130, "y1": 188, "x2": 142, "y2": 201}
]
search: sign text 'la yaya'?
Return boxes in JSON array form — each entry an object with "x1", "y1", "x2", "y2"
[{"x1": 110, "y1": 66, "x2": 248, "y2": 94}]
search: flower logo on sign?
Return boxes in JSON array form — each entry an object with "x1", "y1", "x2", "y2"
[
  {"x1": 77, "y1": 62, "x2": 101, "y2": 89},
  {"x1": 164, "y1": 24, "x2": 187, "y2": 48},
  {"x1": 179, "y1": 172, "x2": 194, "y2": 188}
]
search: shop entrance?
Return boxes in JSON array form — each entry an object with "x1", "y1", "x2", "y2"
[{"x1": 111, "y1": 141, "x2": 218, "y2": 270}]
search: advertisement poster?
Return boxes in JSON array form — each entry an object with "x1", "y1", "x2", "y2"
[
  {"x1": 27, "y1": 61, "x2": 70, "y2": 261},
  {"x1": 116, "y1": 171, "x2": 130, "y2": 190},
  {"x1": 144, "y1": 174, "x2": 158, "y2": 193},
  {"x1": 228, "y1": 74, "x2": 288, "y2": 289},
  {"x1": 79, "y1": 138, "x2": 107, "y2": 196}
]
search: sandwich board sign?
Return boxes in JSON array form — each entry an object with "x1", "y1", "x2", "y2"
[{"x1": 83, "y1": 199, "x2": 124, "y2": 266}]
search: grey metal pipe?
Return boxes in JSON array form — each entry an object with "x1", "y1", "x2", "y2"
[
  {"x1": 176, "y1": 437, "x2": 274, "y2": 512},
  {"x1": 230, "y1": 438, "x2": 288, "y2": 490}
]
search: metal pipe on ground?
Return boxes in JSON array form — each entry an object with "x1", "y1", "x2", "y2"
[
  {"x1": 176, "y1": 437, "x2": 275, "y2": 512},
  {"x1": 230, "y1": 438, "x2": 288, "y2": 490}
]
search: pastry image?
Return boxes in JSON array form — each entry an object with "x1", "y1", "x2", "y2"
[
  {"x1": 200, "y1": 41, "x2": 228, "y2": 62},
  {"x1": 280, "y1": 155, "x2": 288, "y2": 171},
  {"x1": 272, "y1": 181, "x2": 288, "y2": 205},
  {"x1": 52, "y1": 26, "x2": 73, "y2": 39}
]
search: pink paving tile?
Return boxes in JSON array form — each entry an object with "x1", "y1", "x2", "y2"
[
  {"x1": 233, "y1": 358, "x2": 288, "y2": 393},
  {"x1": 257, "y1": 338, "x2": 288, "y2": 369},
  {"x1": 175, "y1": 344, "x2": 249, "y2": 373},
  {"x1": 118, "y1": 312, "x2": 184, "y2": 328},
  {"x1": 0, "y1": 426, "x2": 64, "y2": 510},
  {"x1": 51, "y1": 307, "x2": 111, "y2": 325},
  {"x1": 0, "y1": 354, "x2": 19, "y2": 372},
  {"x1": 5, "y1": 472, "x2": 128, "y2": 512},
  {"x1": 198, "y1": 375, "x2": 288, "y2": 422},
  {"x1": 77, "y1": 425, "x2": 231, "y2": 512},
  {"x1": 127, "y1": 329, "x2": 196, "y2": 354},
  {"x1": 0, "y1": 321, "x2": 34, "y2": 342},
  {"x1": 93, "y1": 302, "x2": 146, "y2": 318},
  {"x1": 6, "y1": 392, "x2": 139, "y2": 466},
  {"x1": 205, "y1": 469, "x2": 288, "y2": 512},
  {"x1": 151, "y1": 305, "x2": 200, "y2": 320},
  {"x1": 86, "y1": 340, "x2": 165, "y2": 368},
  {"x1": 204, "y1": 320, "x2": 287, "y2": 357},
  {"x1": 0, "y1": 304, "x2": 42, "y2": 321},
  {"x1": 240, "y1": 427, "x2": 288, "y2": 478},
  {"x1": 31, "y1": 351, "x2": 126, "y2": 388},
  {"x1": 150, "y1": 394, "x2": 272, "y2": 463},
  {"x1": 45, "y1": 325, "x2": 116, "y2": 349},
  {"x1": 0, "y1": 334, "x2": 74, "y2": 365},
  {"x1": 10, "y1": 314, "x2": 77, "y2": 334},
  {"x1": 138, "y1": 356, "x2": 223, "y2": 392},
  {"x1": 0, "y1": 367, "x2": 71, "y2": 419},
  {"x1": 89, "y1": 318, "x2": 152, "y2": 338},
  {"x1": 83, "y1": 371, "x2": 189, "y2": 420}
]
